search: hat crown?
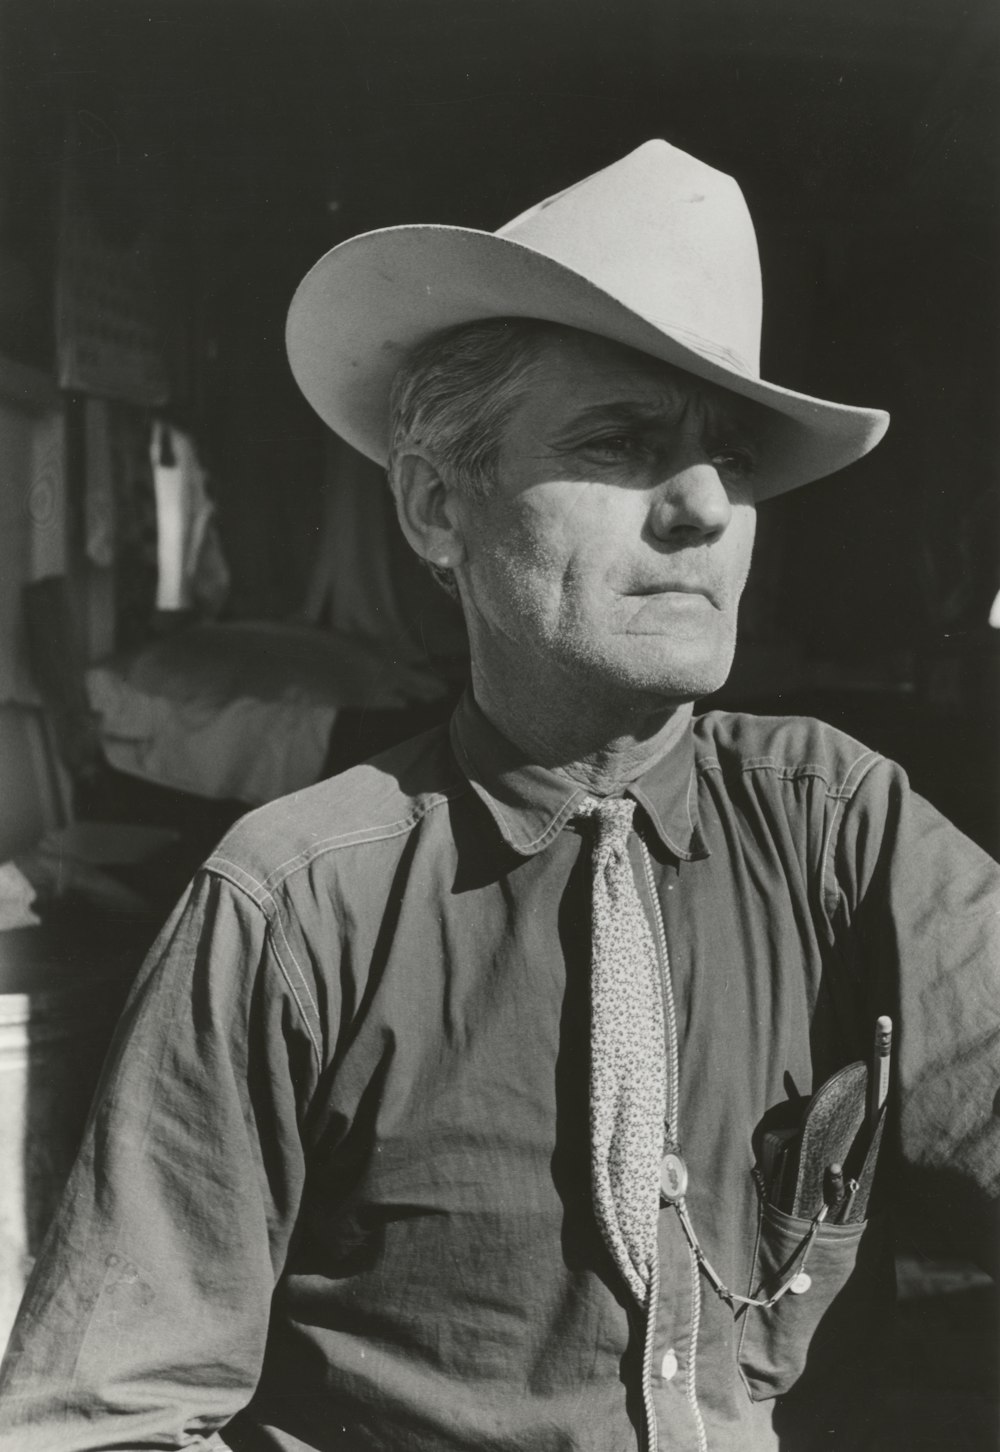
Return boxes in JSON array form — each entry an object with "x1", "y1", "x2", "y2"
[
  {"x1": 496, "y1": 140, "x2": 762, "y2": 378},
  {"x1": 286, "y1": 138, "x2": 888, "y2": 496}
]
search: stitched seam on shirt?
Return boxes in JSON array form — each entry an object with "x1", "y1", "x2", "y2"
[
  {"x1": 451, "y1": 728, "x2": 581, "y2": 854},
  {"x1": 698, "y1": 757, "x2": 831, "y2": 787},
  {"x1": 203, "y1": 792, "x2": 471, "y2": 1061},
  {"x1": 206, "y1": 857, "x2": 272, "y2": 907},
  {"x1": 204, "y1": 862, "x2": 322, "y2": 1064},
  {"x1": 507, "y1": 794, "x2": 587, "y2": 854},
  {"x1": 261, "y1": 794, "x2": 460, "y2": 886},
  {"x1": 698, "y1": 753, "x2": 878, "y2": 798},
  {"x1": 265, "y1": 908, "x2": 323, "y2": 1064},
  {"x1": 820, "y1": 751, "x2": 883, "y2": 923},
  {"x1": 830, "y1": 747, "x2": 880, "y2": 799},
  {"x1": 462, "y1": 771, "x2": 584, "y2": 854},
  {"x1": 206, "y1": 788, "x2": 467, "y2": 892},
  {"x1": 471, "y1": 787, "x2": 519, "y2": 845},
  {"x1": 453, "y1": 732, "x2": 535, "y2": 850},
  {"x1": 738, "y1": 755, "x2": 835, "y2": 782}
]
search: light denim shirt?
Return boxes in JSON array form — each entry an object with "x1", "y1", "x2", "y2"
[{"x1": 1, "y1": 695, "x2": 997, "y2": 1451}]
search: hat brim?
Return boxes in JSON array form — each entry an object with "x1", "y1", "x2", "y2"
[{"x1": 286, "y1": 225, "x2": 889, "y2": 501}]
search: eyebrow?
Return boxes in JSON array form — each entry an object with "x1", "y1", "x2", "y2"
[
  {"x1": 551, "y1": 393, "x2": 762, "y2": 440},
  {"x1": 549, "y1": 400, "x2": 684, "y2": 436}
]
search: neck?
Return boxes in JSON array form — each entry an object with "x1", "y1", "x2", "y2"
[{"x1": 471, "y1": 660, "x2": 694, "y2": 795}]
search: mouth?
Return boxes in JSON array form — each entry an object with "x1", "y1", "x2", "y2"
[{"x1": 628, "y1": 584, "x2": 715, "y2": 603}]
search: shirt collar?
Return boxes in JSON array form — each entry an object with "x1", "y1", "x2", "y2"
[{"x1": 449, "y1": 691, "x2": 708, "y2": 861}]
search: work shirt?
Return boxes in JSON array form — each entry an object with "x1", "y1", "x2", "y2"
[{"x1": 1, "y1": 696, "x2": 998, "y2": 1452}]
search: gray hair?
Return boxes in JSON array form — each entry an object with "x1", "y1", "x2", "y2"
[{"x1": 386, "y1": 317, "x2": 556, "y2": 502}]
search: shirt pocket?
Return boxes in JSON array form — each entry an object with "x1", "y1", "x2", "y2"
[{"x1": 736, "y1": 1201, "x2": 894, "y2": 1401}]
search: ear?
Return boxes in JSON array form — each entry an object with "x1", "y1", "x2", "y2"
[{"x1": 391, "y1": 452, "x2": 468, "y2": 570}]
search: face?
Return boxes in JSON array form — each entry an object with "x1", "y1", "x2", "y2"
[{"x1": 449, "y1": 328, "x2": 762, "y2": 709}]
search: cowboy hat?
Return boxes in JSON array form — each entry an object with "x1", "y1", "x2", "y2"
[{"x1": 286, "y1": 139, "x2": 888, "y2": 499}]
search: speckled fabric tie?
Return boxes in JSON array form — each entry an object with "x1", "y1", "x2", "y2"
[{"x1": 577, "y1": 794, "x2": 666, "y2": 1306}]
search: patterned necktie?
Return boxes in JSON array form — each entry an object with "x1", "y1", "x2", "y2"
[{"x1": 577, "y1": 794, "x2": 666, "y2": 1307}]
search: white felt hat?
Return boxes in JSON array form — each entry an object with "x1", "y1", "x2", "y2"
[{"x1": 286, "y1": 139, "x2": 888, "y2": 499}]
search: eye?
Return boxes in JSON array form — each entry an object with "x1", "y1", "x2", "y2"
[
  {"x1": 710, "y1": 445, "x2": 757, "y2": 479},
  {"x1": 581, "y1": 432, "x2": 647, "y2": 460}
]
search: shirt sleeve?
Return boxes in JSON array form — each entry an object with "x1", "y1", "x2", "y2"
[
  {"x1": 832, "y1": 756, "x2": 1000, "y2": 1274},
  {"x1": 0, "y1": 867, "x2": 321, "y2": 1451}
]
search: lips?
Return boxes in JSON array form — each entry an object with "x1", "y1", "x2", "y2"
[{"x1": 629, "y1": 584, "x2": 715, "y2": 602}]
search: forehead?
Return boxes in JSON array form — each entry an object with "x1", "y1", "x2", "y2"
[{"x1": 514, "y1": 326, "x2": 761, "y2": 434}]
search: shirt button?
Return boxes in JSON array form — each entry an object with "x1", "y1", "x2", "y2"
[
  {"x1": 660, "y1": 1349, "x2": 679, "y2": 1381},
  {"x1": 789, "y1": 1271, "x2": 812, "y2": 1295}
]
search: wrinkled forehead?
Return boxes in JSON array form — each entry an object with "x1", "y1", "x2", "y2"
[{"x1": 516, "y1": 324, "x2": 769, "y2": 439}]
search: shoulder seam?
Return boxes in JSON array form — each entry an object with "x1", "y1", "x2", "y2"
[
  {"x1": 820, "y1": 749, "x2": 885, "y2": 923},
  {"x1": 202, "y1": 786, "x2": 468, "y2": 1071},
  {"x1": 834, "y1": 747, "x2": 882, "y2": 799},
  {"x1": 206, "y1": 783, "x2": 468, "y2": 893},
  {"x1": 203, "y1": 861, "x2": 323, "y2": 1067}
]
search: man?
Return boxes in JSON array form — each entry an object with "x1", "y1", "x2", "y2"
[{"x1": 1, "y1": 140, "x2": 997, "y2": 1452}]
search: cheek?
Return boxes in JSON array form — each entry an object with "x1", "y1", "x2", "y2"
[
  {"x1": 461, "y1": 481, "x2": 641, "y2": 633},
  {"x1": 463, "y1": 500, "x2": 574, "y2": 628},
  {"x1": 521, "y1": 494, "x2": 633, "y2": 625},
  {"x1": 734, "y1": 506, "x2": 757, "y2": 591},
  {"x1": 712, "y1": 497, "x2": 756, "y2": 606},
  {"x1": 481, "y1": 493, "x2": 580, "y2": 587}
]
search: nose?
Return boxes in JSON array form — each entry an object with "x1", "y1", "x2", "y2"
[{"x1": 647, "y1": 460, "x2": 733, "y2": 544}]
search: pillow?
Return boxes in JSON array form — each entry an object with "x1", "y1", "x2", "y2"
[{"x1": 87, "y1": 621, "x2": 446, "y2": 804}]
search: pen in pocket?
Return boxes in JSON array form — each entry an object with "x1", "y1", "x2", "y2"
[
  {"x1": 839, "y1": 1177, "x2": 860, "y2": 1223},
  {"x1": 869, "y1": 1015, "x2": 892, "y2": 1132},
  {"x1": 823, "y1": 1162, "x2": 845, "y2": 1213}
]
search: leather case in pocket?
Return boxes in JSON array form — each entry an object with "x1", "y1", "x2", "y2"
[
  {"x1": 737, "y1": 1202, "x2": 894, "y2": 1401},
  {"x1": 791, "y1": 1062, "x2": 867, "y2": 1216}
]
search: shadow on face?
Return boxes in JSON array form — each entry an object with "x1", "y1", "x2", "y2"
[{"x1": 448, "y1": 327, "x2": 762, "y2": 717}]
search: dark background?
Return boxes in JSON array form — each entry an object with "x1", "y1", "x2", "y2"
[{"x1": 0, "y1": 0, "x2": 997, "y2": 853}]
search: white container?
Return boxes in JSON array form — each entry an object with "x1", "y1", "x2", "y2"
[{"x1": 0, "y1": 922, "x2": 139, "y2": 1352}]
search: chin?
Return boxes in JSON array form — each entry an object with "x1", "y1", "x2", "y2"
[{"x1": 605, "y1": 638, "x2": 737, "y2": 703}]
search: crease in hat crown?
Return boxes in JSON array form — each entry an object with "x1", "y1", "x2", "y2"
[
  {"x1": 494, "y1": 141, "x2": 763, "y2": 379},
  {"x1": 286, "y1": 138, "x2": 889, "y2": 499}
]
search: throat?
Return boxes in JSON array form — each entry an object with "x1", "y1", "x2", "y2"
[
  {"x1": 553, "y1": 710, "x2": 693, "y2": 794},
  {"x1": 472, "y1": 662, "x2": 694, "y2": 791}
]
